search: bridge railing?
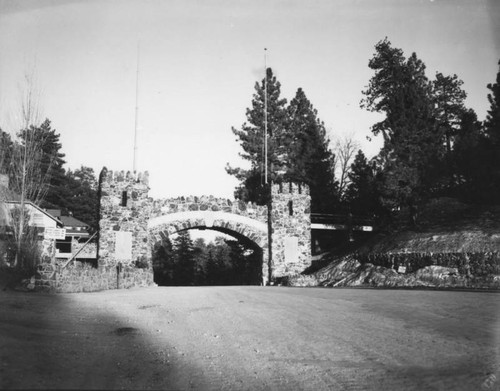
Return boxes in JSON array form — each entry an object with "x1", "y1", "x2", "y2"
[{"x1": 310, "y1": 213, "x2": 375, "y2": 228}]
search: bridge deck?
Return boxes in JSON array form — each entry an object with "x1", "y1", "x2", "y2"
[{"x1": 310, "y1": 213, "x2": 374, "y2": 232}]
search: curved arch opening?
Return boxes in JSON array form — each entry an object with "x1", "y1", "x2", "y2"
[{"x1": 152, "y1": 226, "x2": 264, "y2": 286}]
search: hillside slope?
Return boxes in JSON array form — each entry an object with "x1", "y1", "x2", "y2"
[{"x1": 288, "y1": 198, "x2": 500, "y2": 289}]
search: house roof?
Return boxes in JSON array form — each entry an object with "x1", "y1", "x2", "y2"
[
  {"x1": 3, "y1": 201, "x2": 64, "y2": 227},
  {"x1": 59, "y1": 215, "x2": 90, "y2": 228},
  {"x1": 46, "y1": 209, "x2": 62, "y2": 217},
  {"x1": 45, "y1": 211, "x2": 90, "y2": 237},
  {"x1": 2, "y1": 199, "x2": 91, "y2": 236}
]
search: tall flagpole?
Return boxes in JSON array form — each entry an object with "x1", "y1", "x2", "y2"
[
  {"x1": 264, "y1": 48, "x2": 268, "y2": 184},
  {"x1": 264, "y1": 48, "x2": 273, "y2": 286},
  {"x1": 133, "y1": 42, "x2": 140, "y2": 172}
]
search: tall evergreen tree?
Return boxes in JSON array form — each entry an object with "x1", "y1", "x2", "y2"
[
  {"x1": 286, "y1": 88, "x2": 338, "y2": 212},
  {"x1": 227, "y1": 68, "x2": 288, "y2": 204},
  {"x1": 432, "y1": 72, "x2": 468, "y2": 189},
  {"x1": 152, "y1": 238, "x2": 174, "y2": 285},
  {"x1": 344, "y1": 150, "x2": 380, "y2": 216},
  {"x1": 432, "y1": 72, "x2": 467, "y2": 155},
  {"x1": 452, "y1": 109, "x2": 484, "y2": 200},
  {"x1": 0, "y1": 129, "x2": 14, "y2": 177},
  {"x1": 19, "y1": 119, "x2": 67, "y2": 208},
  {"x1": 64, "y1": 167, "x2": 99, "y2": 231},
  {"x1": 361, "y1": 38, "x2": 443, "y2": 224},
  {"x1": 484, "y1": 60, "x2": 500, "y2": 144},
  {"x1": 480, "y1": 59, "x2": 500, "y2": 203},
  {"x1": 172, "y1": 231, "x2": 195, "y2": 285}
]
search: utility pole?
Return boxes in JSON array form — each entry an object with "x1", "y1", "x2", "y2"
[
  {"x1": 264, "y1": 48, "x2": 273, "y2": 285},
  {"x1": 264, "y1": 48, "x2": 268, "y2": 185},
  {"x1": 133, "y1": 42, "x2": 140, "y2": 173}
]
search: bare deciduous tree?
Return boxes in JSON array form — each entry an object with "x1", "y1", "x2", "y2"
[
  {"x1": 333, "y1": 134, "x2": 359, "y2": 200},
  {"x1": 1, "y1": 68, "x2": 53, "y2": 269}
]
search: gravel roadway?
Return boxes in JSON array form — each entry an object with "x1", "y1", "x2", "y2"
[{"x1": 1, "y1": 286, "x2": 499, "y2": 390}]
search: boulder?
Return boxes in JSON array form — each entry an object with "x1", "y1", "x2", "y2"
[
  {"x1": 315, "y1": 256, "x2": 361, "y2": 285},
  {"x1": 415, "y1": 265, "x2": 467, "y2": 287},
  {"x1": 415, "y1": 265, "x2": 459, "y2": 279}
]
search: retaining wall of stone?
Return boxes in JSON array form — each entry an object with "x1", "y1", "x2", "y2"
[{"x1": 34, "y1": 261, "x2": 154, "y2": 293}]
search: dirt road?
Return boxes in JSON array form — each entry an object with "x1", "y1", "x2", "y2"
[{"x1": 1, "y1": 286, "x2": 499, "y2": 390}]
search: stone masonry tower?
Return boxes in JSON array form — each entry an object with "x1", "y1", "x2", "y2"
[
  {"x1": 270, "y1": 182, "x2": 311, "y2": 280},
  {"x1": 97, "y1": 168, "x2": 154, "y2": 288}
]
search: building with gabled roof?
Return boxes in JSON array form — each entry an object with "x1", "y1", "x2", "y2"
[
  {"x1": 0, "y1": 171, "x2": 96, "y2": 263},
  {"x1": 45, "y1": 210, "x2": 91, "y2": 239}
]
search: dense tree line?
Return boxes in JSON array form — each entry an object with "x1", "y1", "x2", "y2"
[
  {"x1": 229, "y1": 40, "x2": 500, "y2": 229},
  {"x1": 351, "y1": 39, "x2": 500, "y2": 226},
  {"x1": 153, "y1": 232, "x2": 262, "y2": 286},
  {"x1": 0, "y1": 120, "x2": 99, "y2": 232}
]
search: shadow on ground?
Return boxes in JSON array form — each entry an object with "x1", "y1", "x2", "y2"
[{"x1": 0, "y1": 287, "x2": 195, "y2": 390}]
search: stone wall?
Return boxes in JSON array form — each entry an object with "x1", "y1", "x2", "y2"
[
  {"x1": 55, "y1": 239, "x2": 97, "y2": 261},
  {"x1": 34, "y1": 261, "x2": 153, "y2": 293},
  {"x1": 150, "y1": 195, "x2": 267, "y2": 219}
]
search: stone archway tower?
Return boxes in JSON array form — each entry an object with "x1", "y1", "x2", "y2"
[
  {"x1": 97, "y1": 168, "x2": 154, "y2": 288},
  {"x1": 270, "y1": 182, "x2": 311, "y2": 280},
  {"x1": 97, "y1": 167, "x2": 312, "y2": 287}
]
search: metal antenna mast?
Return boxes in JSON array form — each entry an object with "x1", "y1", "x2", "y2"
[
  {"x1": 133, "y1": 42, "x2": 140, "y2": 172},
  {"x1": 264, "y1": 48, "x2": 268, "y2": 185}
]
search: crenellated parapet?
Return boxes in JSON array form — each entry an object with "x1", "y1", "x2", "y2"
[
  {"x1": 272, "y1": 182, "x2": 309, "y2": 196},
  {"x1": 99, "y1": 168, "x2": 149, "y2": 187}
]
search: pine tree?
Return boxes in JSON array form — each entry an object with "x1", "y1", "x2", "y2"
[
  {"x1": 480, "y1": 59, "x2": 500, "y2": 203},
  {"x1": 484, "y1": 60, "x2": 500, "y2": 144},
  {"x1": 18, "y1": 119, "x2": 67, "y2": 208},
  {"x1": 452, "y1": 109, "x2": 483, "y2": 200},
  {"x1": 361, "y1": 38, "x2": 443, "y2": 224},
  {"x1": 172, "y1": 231, "x2": 195, "y2": 285},
  {"x1": 227, "y1": 68, "x2": 288, "y2": 204},
  {"x1": 432, "y1": 72, "x2": 467, "y2": 155},
  {"x1": 64, "y1": 167, "x2": 99, "y2": 232},
  {"x1": 152, "y1": 238, "x2": 174, "y2": 285},
  {"x1": 0, "y1": 129, "x2": 14, "y2": 177},
  {"x1": 205, "y1": 246, "x2": 219, "y2": 285},
  {"x1": 286, "y1": 88, "x2": 338, "y2": 212},
  {"x1": 432, "y1": 72, "x2": 468, "y2": 189},
  {"x1": 344, "y1": 150, "x2": 380, "y2": 216}
]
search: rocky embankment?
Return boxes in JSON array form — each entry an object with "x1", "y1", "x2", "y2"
[
  {"x1": 285, "y1": 254, "x2": 500, "y2": 289},
  {"x1": 287, "y1": 201, "x2": 500, "y2": 289}
]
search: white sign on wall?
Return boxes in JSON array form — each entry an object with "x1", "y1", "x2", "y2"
[
  {"x1": 115, "y1": 231, "x2": 133, "y2": 261},
  {"x1": 44, "y1": 227, "x2": 66, "y2": 240},
  {"x1": 284, "y1": 236, "x2": 299, "y2": 265}
]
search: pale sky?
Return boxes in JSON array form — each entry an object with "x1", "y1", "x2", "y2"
[{"x1": 1, "y1": 0, "x2": 499, "y2": 200}]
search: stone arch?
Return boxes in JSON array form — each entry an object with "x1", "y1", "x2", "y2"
[
  {"x1": 148, "y1": 211, "x2": 269, "y2": 283},
  {"x1": 96, "y1": 168, "x2": 312, "y2": 290}
]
